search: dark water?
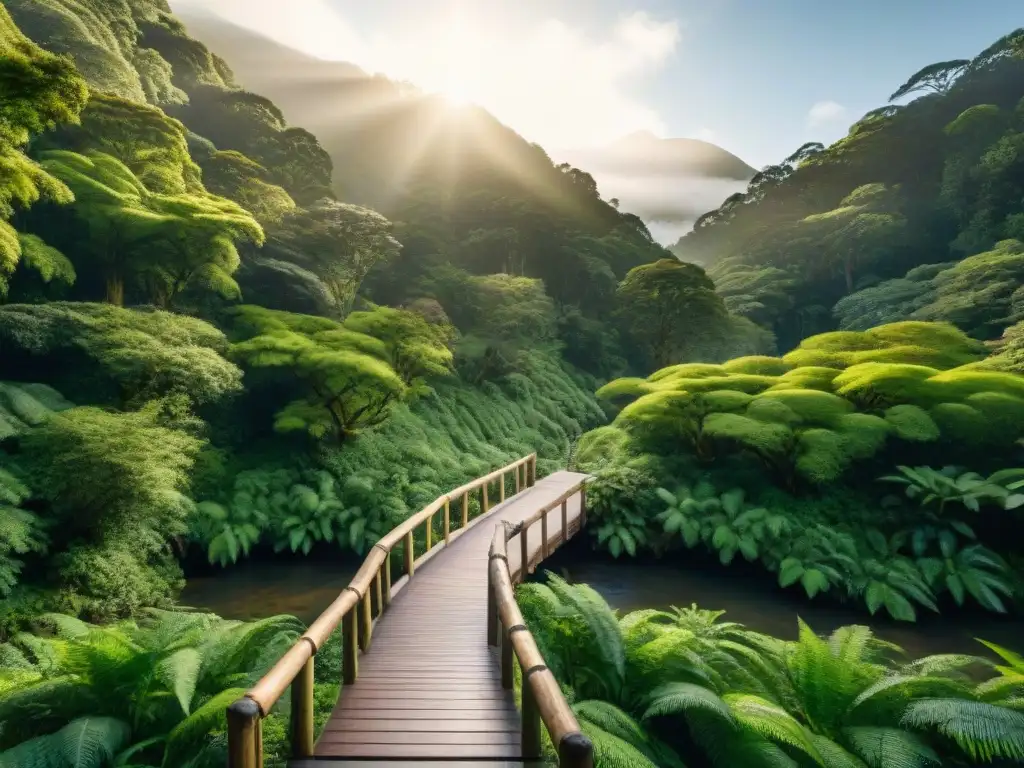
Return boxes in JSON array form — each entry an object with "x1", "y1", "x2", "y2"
[
  {"x1": 540, "y1": 541, "x2": 1024, "y2": 661},
  {"x1": 180, "y1": 542, "x2": 1024, "y2": 660},
  {"x1": 180, "y1": 558, "x2": 358, "y2": 624}
]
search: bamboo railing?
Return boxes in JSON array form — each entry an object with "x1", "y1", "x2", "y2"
[
  {"x1": 487, "y1": 478, "x2": 594, "y2": 768},
  {"x1": 226, "y1": 453, "x2": 538, "y2": 768}
]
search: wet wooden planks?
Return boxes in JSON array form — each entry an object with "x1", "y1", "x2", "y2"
[{"x1": 312, "y1": 472, "x2": 587, "y2": 761}]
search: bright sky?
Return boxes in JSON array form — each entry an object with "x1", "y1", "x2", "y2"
[{"x1": 169, "y1": 0, "x2": 1021, "y2": 169}]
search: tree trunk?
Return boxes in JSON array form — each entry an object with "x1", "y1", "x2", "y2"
[{"x1": 106, "y1": 274, "x2": 125, "y2": 306}]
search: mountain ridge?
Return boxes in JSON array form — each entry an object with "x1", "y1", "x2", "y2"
[{"x1": 175, "y1": 10, "x2": 756, "y2": 236}]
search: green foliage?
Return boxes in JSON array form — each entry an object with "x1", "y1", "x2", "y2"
[
  {"x1": 0, "y1": 302, "x2": 243, "y2": 407},
  {"x1": 594, "y1": 322, "x2": 1024, "y2": 489},
  {"x1": 167, "y1": 85, "x2": 334, "y2": 204},
  {"x1": 0, "y1": 609, "x2": 303, "y2": 765},
  {"x1": 260, "y1": 199, "x2": 402, "y2": 316},
  {"x1": 230, "y1": 304, "x2": 451, "y2": 442},
  {"x1": 522, "y1": 576, "x2": 1024, "y2": 768},
  {"x1": 616, "y1": 258, "x2": 742, "y2": 370},
  {"x1": 6, "y1": 0, "x2": 163, "y2": 104},
  {"x1": 416, "y1": 266, "x2": 561, "y2": 382},
  {"x1": 36, "y1": 148, "x2": 264, "y2": 306},
  {"x1": 588, "y1": 465, "x2": 658, "y2": 559},
  {"x1": 0, "y1": 467, "x2": 45, "y2": 598},
  {"x1": 839, "y1": 240, "x2": 1024, "y2": 339},
  {"x1": 318, "y1": 351, "x2": 605, "y2": 542},
  {"x1": 0, "y1": 381, "x2": 73, "y2": 439},
  {"x1": 671, "y1": 31, "x2": 1024, "y2": 350},
  {"x1": 0, "y1": 2, "x2": 87, "y2": 297},
  {"x1": 881, "y1": 465, "x2": 1014, "y2": 513},
  {"x1": 658, "y1": 482, "x2": 789, "y2": 565}
]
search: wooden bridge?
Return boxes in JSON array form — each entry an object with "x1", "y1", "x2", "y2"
[{"x1": 226, "y1": 454, "x2": 594, "y2": 767}]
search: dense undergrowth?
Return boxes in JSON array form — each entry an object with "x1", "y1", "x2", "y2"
[
  {"x1": 519, "y1": 573, "x2": 1024, "y2": 768},
  {"x1": 578, "y1": 321, "x2": 1024, "y2": 622}
]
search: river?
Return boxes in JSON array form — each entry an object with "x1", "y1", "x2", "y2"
[{"x1": 180, "y1": 539, "x2": 1024, "y2": 660}]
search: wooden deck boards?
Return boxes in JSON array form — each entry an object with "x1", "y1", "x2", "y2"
[{"x1": 309, "y1": 471, "x2": 587, "y2": 762}]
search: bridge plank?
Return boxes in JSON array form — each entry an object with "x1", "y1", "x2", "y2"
[{"x1": 309, "y1": 472, "x2": 587, "y2": 762}]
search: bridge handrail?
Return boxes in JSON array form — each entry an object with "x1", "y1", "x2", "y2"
[
  {"x1": 226, "y1": 452, "x2": 538, "y2": 768},
  {"x1": 487, "y1": 478, "x2": 594, "y2": 768}
]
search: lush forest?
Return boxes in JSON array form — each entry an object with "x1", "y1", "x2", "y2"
[{"x1": 0, "y1": 0, "x2": 1023, "y2": 765}]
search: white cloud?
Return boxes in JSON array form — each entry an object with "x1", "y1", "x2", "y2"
[
  {"x1": 693, "y1": 127, "x2": 718, "y2": 143},
  {"x1": 807, "y1": 100, "x2": 847, "y2": 127},
  {"x1": 168, "y1": 1, "x2": 681, "y2": 150}
]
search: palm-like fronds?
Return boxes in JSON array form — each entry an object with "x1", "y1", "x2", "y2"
[
  {"x1": 161, "y1": 687, "x2": 246, "y2": 768},
  {"x1": 725, "y1": 693, "x2": 825, "y2": 765},
  {"x1": 0, "y1": 717, "x2": 131, "y2": 768},
  {"x1": 841, "y1": 726, "x2": 940, "y2": 768},
  {"x1": 901, "y1": 698, "x2": 1024, "y2": 762},
  {"x1": 574, "y1": 700, "x2": 685, "y2": 768},
  {"x1": 544, "y1": 572, "x2": 626, "y2": 700},
  {"x1": 643, "y1": 682, "x2": 732, "y2": 722}
]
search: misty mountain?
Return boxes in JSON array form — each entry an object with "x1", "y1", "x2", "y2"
[
  {"x1": 177, "y1": 11, "x2": 755, "y2": 243},
  {"x1": 559, "y1": 132, "x2": 756, "y2": 245}
]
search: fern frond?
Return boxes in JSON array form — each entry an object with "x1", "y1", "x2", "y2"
[
  {"x1": 725, "y1": 692, "x2": 825, "y2": 766},
  {"x1": 0, "y1": 717, "x2": 131, "y2": 768},
  {"x1": 901, "y1": 698, "x2": 1024, "y2": 762},
  {"x1": 643, "y1": 682, "x2": 732, "y2": 722},
  {"x1": 161, "y1": 688, "x2": 246, "y2": 768},
  {"x1": 842, "y1": 726, "x2": 939, "y2": 768},
  {"x1": 157, "y1": 648, "x2": 202, "y2": 715}
]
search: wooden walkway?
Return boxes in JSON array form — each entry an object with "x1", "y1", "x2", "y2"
[{"x1": 304, "y1": 471, "x2": 587, "y2": 765}]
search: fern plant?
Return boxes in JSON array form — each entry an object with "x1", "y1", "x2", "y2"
[
  {"x1": 0, "y1": 468, "x2": 46, "y2": 597},
  {"x1": 975, "y1": 640, "x2": 1024, "y2": 707},
  {"x1": 0, "y1": 609, "x2": 303, "y2": 766}
]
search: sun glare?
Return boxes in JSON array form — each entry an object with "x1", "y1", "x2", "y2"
[{"x1": 441, "y1": 77, "x2": 471, "y2": 107}]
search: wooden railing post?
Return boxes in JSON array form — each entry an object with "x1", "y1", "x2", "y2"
[
  {"x1": 522, "y1": 677, "x2": 542, "y2": 760},
  {"x1": 404, "y1": 531, "x2": 415, "y2": 577},
  {"x1": 227, "y1": 697, "x2": 262, "y2": 768},
  {"x1": 541, "y1": 509, "x2": 549, "y2": 560},
  {"x1": 461, "y1": 491, "x2": 469, "y2": 528},
  {"x1": 580, "y1": 482, "x2": 588, "y2": 528},
  {"x1": 515, "y1": 464, "x2": 522, "y2": 494},
  {"x1": 383, "y1": 555, "x2": 392, "y2": 609},
  {"x1": 482, "y1": 482, "x2": 489, "y2": 515},
  {"x1": 499, "y1": 472, "x2": 506, "y2": 503},
  {"x1": 374, "y1": 569, "x2": 383, "y2": 616},
  {"x1": 425, "y1": 513, "x2": 433, "y2": 551},
  {"x1": 558, "y1": 733, "x2": 595, "y2": 768},
  {"x1": 520, "y1": 524, "x2": 529, "y2": 582},
  {"x1": 359, "y1": 592, "x2": 372, "y2": 651},
  {"x1": 561, "y1": 499, "x2": 569, "y2": 543},
  {"x1": 290, "y1": 654, "x2": 315, "y2": 758},
  {"x1": 487, "y1": 567, "x2": 498, "y2": 647},
  {"x1": 443, "y1": 497, "x2": 451, "y2": 544},
  {"x1": 528, "y1": 455, "x2": 536, "y2": 487},
  {"x1": 342, "y1": 608, "x2": 358, "y2": 685}
]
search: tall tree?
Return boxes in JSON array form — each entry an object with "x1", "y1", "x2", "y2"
[
  {"x1": 38, "y1": 149, "x2": 263, "y2": 306},
  {"x1": 616, "y1": 259, "x2": 732, "y2": 369},
  {"x1": 265, "y1": 199, "x2": 401, "y2": 316},
  {"x1": 0, "y1": 2, "x2": 87, "y2": 295}
]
